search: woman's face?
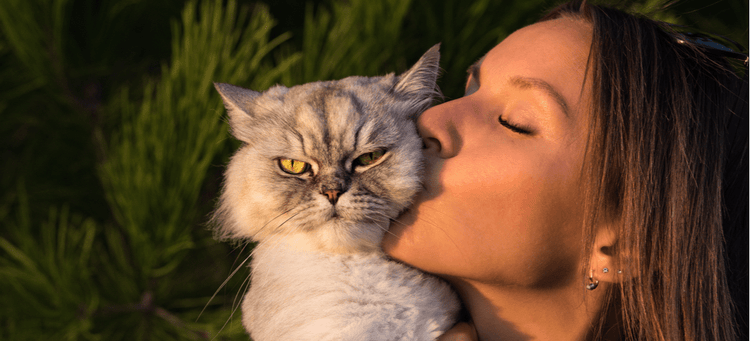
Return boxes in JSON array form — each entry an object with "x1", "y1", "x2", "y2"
[{"x1": 382, "y1": 18, "x2": 593, "y2": 288}]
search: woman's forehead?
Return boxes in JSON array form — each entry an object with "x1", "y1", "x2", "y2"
[{"x1": 479, "y1": 18, "x2": 593, "y2": 115}]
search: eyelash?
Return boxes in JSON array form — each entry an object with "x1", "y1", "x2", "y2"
[{"x1": 499, "y1": 116, "x2": 532, "y2": 135}]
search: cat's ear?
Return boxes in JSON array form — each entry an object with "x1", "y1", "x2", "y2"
[
  {"x1": 214, "y1": 82, "x2": 261, "y2": 140},
  {"x1": 393, "y1": 43, "x2": 441, "y2": 115}
]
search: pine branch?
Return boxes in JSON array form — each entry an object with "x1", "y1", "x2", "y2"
[
  {"x1": 98, "y1": 0, "x2": 299, "y2": 282},
  {"x1": 296, "y1": 0, "x2": 412, "y2": 83}
]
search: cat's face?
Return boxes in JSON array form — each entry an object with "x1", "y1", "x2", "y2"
[{"x1": 213, "y1": 45, "x2": 440, "y2": 253}]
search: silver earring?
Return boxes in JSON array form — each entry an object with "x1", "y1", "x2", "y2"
[
  {"x1": 602, "y1": 268, "x2": 609, "y2": 273},
  {"x1": 586, "y1": 271, "x2": 599, "y2": 290}
]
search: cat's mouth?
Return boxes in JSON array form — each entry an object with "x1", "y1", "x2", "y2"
[
  {"x1": 327, "y1": 205, "x2": 342, "y2": 220},
  {"x1": 325, "y1": 207, "x2": 357, "y2": 222}
]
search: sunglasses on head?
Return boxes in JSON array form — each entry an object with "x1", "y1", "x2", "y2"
[{"x1": 668, "y1": 24, "x2": 749, "y2": 67}]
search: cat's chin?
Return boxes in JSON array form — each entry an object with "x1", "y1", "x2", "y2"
[{"x1": 262, "y1": 220, "x2": 387, "y2": 255}]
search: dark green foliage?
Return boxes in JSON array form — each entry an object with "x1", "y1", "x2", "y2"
[{"x1": 0, "y1": 0, "x2": 745, "y2": 339}]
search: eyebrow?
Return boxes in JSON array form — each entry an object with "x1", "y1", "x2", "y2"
[{"x1": 509, "y1": 76, "x2": 570, "y2": 118}]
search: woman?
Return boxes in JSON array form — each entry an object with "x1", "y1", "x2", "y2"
[{"x1": 382, "y1": 1, "x2": 748, "y2": 340}]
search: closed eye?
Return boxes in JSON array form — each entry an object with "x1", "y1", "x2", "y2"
[{"x1": 499, "y1": 116, "x2": 532, "y2": 135}]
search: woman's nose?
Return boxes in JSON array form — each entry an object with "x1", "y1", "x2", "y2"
[{"x1": 417, "y1": 99, "x2": 463, "y2": 158}]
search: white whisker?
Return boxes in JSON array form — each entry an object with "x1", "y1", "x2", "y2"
[
  {"x1": 256, "y1": 206, "x2": 306, "y2": 235},
  {"x1": 197, "y1": 243, "x2": 252, "y2": 322},
  {"x1": 361, "y1": 212, "x2": 400, "y2": 238},
  {"x1": 211, "y1": 272, "x2": 252, "y2": 341},
  {"x1": 209, "y1": 206, "x2": 310, "y2": 337}
]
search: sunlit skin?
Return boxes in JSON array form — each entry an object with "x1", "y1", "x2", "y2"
[{"x1": 383, "y1": 18, "x2": 617, "y2": 340}]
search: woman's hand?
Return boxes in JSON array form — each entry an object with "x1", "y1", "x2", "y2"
[{"x1": 437, "y1": 321, "x2": 478, "y2": 341}]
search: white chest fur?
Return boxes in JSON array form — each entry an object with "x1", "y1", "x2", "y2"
[{"x1": 243, "y1": 240, "x2": 460, "y2": 341}]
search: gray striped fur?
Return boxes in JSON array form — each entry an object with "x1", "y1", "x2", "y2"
[{"x1": 212, "y1": 44, "x2": 459, "y2": 340}]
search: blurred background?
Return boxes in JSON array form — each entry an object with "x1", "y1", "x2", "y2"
[{"x1": 0, "y1": 0, "x2": 746, "y2": 339}]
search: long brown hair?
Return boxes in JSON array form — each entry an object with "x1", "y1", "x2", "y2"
[{"x1": 543, "y1": 2, "x2": 748, "y2": 340}]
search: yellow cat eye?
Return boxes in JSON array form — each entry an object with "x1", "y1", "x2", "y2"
[
  {"x1": 278, "y1": 158, "x2": 309, "y2": 175},
  {"x1": 354, "y1": 150, "x2": 385, "y2": 167}
]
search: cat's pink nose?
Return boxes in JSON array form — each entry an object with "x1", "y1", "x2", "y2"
[{"x1": 322, "y1": 190, "x2": 340, "y2": 204}]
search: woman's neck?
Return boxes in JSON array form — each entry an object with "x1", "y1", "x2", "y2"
[{"x1": 449, "y1": 278, "x2": 609, "y2": 341}]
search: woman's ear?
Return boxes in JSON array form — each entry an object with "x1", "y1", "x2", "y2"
[{"x1": 589, "y1": 224, "x2": 625, "y2": 284}]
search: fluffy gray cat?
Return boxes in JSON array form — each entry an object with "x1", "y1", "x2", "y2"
[{"x1": 212, "y1": 45, "x2": 460, "y2": 341}]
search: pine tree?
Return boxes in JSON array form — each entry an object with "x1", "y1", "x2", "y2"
[{"x1": 0, "y1": 0, "x2": 744, "y2": 339}]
